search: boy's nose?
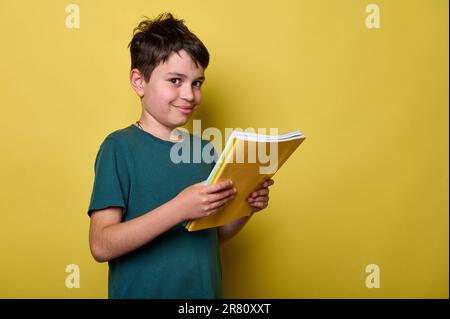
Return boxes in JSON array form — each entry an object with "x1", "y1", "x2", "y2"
[{"x1": 180, "y1": 84, "x2": 194, "y2": 102}]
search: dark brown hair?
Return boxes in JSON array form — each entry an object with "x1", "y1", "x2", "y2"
[{"x1": 128, "y1": 12, "x2": 210, "y2": 82}]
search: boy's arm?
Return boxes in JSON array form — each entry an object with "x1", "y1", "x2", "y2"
[
  {"x1": 89, "y1": 180, "x2": 235, "y2": 263},
  {"x1": 217, "y1": 178, "x2": 275, "y2": 244},
  {"x1": 89, "y1": 200, "x2": 183, "y2": 263},
  {"x1": 218, "y1": 214, "x2": 253, "y2": 244}
]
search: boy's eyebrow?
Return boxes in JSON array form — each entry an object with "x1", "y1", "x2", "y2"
[{"x1": 166, "y1": 72, "x2": 205, "y2": 81}]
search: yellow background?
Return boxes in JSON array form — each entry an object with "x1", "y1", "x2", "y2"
[{"x1": 0, "y1": 0, "x2": 448, "y2": 298}]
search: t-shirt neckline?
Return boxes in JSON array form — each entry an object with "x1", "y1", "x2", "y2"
[{"x1": 130, "y1": 124, "x2": 188, "y2": 145}]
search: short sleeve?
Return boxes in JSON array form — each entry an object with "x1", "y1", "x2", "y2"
[{"x1": 87, "y1": 137, "x2": 130, "y2": 217}]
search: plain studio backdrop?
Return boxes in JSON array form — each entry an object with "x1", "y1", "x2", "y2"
[{"x1": 0, "y1": 0, "x2": 448, "y2": 298}]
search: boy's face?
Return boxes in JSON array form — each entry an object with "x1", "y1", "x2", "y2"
[{"x1": 133, "y1": 49, "x2": 205, "y2": 130}]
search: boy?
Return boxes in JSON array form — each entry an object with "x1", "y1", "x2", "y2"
[{"x1": 87, "y1": 12, "x2": 274, "y2": 299}]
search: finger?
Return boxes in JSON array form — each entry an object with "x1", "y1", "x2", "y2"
[
  {"x1": 209, "y1": 187, "x2": 236, "y2": 202},
  {"x1": 262, "y1": 179, "x2": 275, "y2": 187},
  {"x1": 203, "y1": 180, "x2": 233, "y2": 194},
  {"x1": 248, "y1": 196, "x2": 268, "y2": 203},
  {"x1": 208, "y1": 194, "x2": 236, "y2": 211},
  {"x1": 250, "y1": 201, "x2": 268, "y2": 209},
  {"x1": 204, "y1": 208, "x2": 217, "y2": 216},
  {"x1": 249, "y1": 188, "x2": 269, "y2": 198},
  {"x1": 249, "y1": 188, "x2": 265, "y2": 198}
]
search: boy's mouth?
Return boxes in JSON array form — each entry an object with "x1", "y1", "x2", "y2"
[{"x1": 173, "y1": 105, "x2": 194, "y2": 114}]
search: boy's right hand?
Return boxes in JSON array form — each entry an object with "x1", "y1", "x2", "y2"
[{"x1": 173, "y1": 180, "x2": 236, "y2": 221}]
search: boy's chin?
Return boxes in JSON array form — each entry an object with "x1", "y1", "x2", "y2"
[{"x1": 173, "y1": 114, "x2": 193, "y2": 126}]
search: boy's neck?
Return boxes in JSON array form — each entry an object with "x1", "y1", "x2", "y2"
[{"x1": 138, "y1": 113, "x2": 183, "y2": 142}]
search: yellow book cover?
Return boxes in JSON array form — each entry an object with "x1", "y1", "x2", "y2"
[{"x1": 185, "y1": 130, "x2": 306, "y2": 231}]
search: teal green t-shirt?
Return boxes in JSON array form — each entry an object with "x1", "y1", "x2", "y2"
[{"x1": 87, "y1": 124, "x2": 222, "y2": 299}]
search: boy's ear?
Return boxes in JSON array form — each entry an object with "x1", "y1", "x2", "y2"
[{"x1": 130, "y1": 68, "x2": 145, "y2": 97}]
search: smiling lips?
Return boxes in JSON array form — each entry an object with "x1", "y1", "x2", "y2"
[{"x1": 174, "y1": 105, "x2": 194, "y2": 114}]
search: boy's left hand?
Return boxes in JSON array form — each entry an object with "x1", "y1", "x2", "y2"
[{"x1": 246, "y1": 178, "x2": 275, "y2": 214}]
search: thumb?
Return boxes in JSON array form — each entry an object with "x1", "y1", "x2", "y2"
[{"x1": 195, "y1": 180, "x2": 208, "y2": 186}]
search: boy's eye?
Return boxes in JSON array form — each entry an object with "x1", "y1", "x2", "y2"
[
  {"x1": 169, "y1": 78, "x2": 181, "y2": 85},
  {"x1": 169, "y1": 78, "x2": 203, "y2": 88}
]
